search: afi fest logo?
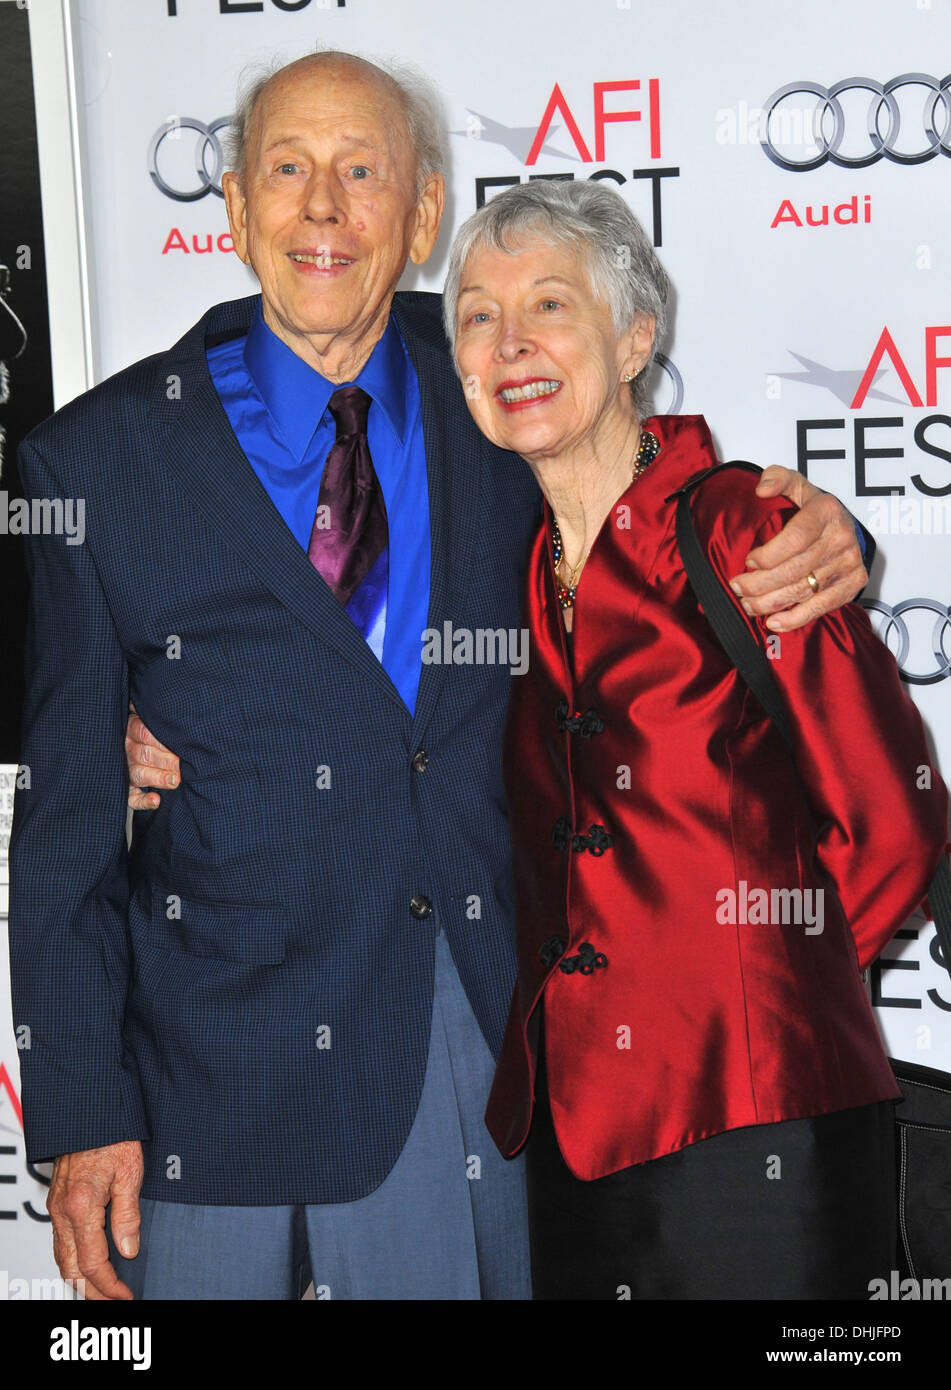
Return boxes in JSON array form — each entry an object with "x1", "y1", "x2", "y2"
[
  {"x1": 767, "y1": 322, "x2": 951, "y2": 681},
  {"x1": 0, "y1": 1060, "x2": 51, "y2": 1224},
  {"x1": 768, "y1": 323, "x2": 951, "y2": 523},
  {"x1": 767, "y1": 320, "x2": 951, "y2": 683},
  {"x1": 165, "y1": 1, "x2": 346, "y2": 14},
  {"x1": 455, "y1": 77, "x2": 684, "y2": 412},
  {"x1": 457, "y1": 77, "x2": 677, "y2": 244}
]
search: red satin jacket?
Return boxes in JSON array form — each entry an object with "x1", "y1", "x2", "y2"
[{"x1": 485, "y1": 414, "x2": 949, "y2": 1180}]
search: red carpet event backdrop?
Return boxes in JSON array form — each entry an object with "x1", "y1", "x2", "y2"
[{"x1": 0, "y1": 0, "x2": 949, "y2": 1289}]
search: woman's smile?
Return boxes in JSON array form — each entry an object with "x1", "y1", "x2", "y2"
[{"x1": 494, "y1": 377, "x2": 564, "y2": 410}]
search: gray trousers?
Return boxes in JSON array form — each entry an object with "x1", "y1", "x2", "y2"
[{"x1": 107, "y1": 929, "x2": 531, "y2": 1300}]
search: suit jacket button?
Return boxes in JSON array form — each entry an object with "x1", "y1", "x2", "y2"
[
  {"x1": 411, "y1": 749, "x2": 430, "y2": 773},
  {"x1": 410, "y1": 894, "x2": 433, "y2": 919}
]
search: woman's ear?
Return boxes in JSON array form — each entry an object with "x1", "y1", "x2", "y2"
[{"x1": 621, "y1": 312, "x2": 656, "y2": 380}]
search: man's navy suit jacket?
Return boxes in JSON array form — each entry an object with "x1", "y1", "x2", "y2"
[{"x1": 8, "y1": 292, "x2": 542, "y2": 1205}]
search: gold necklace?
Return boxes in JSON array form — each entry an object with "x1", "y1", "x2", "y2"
[{"x1": 552, "y1": 429, "x2": 660, "y2": 610}]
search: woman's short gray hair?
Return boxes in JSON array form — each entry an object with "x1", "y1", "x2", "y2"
[
  {"x1": 223, "y1": 50, "x2": 446, "y2": 199},
  {"x1": 443, "y1": 179, "x2": 670, "y2": 415}
]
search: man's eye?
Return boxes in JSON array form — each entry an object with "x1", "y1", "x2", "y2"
[
  {"x1": 540, "y1": 299, "x2": 561, "y2": 311},
  {"x1": 350, "y1": 165, "x2": 370, "y2": 179},
  {"x1": 278, "y1": 163, "x2": 300, "y2": 176}
]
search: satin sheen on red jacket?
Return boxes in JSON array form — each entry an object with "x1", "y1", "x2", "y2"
[{"x1": 485, "y1": 414, "x2": 949, "y2": 1181}]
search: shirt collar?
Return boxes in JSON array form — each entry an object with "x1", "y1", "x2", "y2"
[{"x1": 243, "y1": 298, "x2": 411, "y2": 461}]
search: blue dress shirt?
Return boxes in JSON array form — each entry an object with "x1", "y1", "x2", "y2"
[{"x1": 207, "y1": 301, "x2": 430, "y2": 713}]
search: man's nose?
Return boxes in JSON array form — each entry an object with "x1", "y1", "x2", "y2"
[{"x1": 300, "y1": 169, "x2": 345, "y2": 223}]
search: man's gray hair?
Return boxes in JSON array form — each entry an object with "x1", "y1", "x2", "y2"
[
  {"x1": 223, "y1": 50, "x2": 446, "y2": 198},
  {"x1": 443, "y1": 180, "x2": 670, "y2": 415}
]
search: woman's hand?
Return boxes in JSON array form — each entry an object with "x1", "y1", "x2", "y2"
[
  {"x1": 728, "y1": 467, "x2": 867, "y2": 632},
  {"x1": 126, "y1": 703, "x2": 179, "y2": 810}
]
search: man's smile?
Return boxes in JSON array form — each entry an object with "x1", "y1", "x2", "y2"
[{"x1": 287, "y1": 250, "x2": 357, "y2": 273}]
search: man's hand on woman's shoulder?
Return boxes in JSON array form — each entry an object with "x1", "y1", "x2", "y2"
[{"x1": 727, "y1": 465, "x2": 868, "y2": 633}]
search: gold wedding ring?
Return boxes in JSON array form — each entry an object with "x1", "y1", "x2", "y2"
[{"x1": 806, "y1": 572, "x2": 821, "y2": 594}]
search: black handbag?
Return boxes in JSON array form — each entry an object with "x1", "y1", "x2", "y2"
[{"x1": 673, "y1": 459, "x2": 951, "y2": 1283}]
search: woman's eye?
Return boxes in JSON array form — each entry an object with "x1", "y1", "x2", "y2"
[
  {"x1": 469, "y1": 311, "x2": 491, "y2": 324},
  {"x1": 350, "y1": 166, "x2": 370, "y2": 179},
  {"x1": 540, "y1": 299, "x2": 561, "y2": 311},
  {"x1": 278, "y1": 163, "x2": 300, "y2": 176}
]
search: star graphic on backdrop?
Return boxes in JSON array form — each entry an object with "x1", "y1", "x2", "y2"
[
  {"x1": 771, "y1": 352, "x2": 907, "y2": 407},
  {"x1": 0, "y1": 1089, "x2": 19, "y2": 1134},
  {"x1": 449, "y1": 111, "x2": 577, "y2": 163},
  {"x1": 0, "y1": 1062, "x2": 22, "y2": 1138}
]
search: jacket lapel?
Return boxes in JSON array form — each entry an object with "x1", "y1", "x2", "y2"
[
  {"x1": 150, "y1": 296, "x2": 407, "y2": 714},
  {"x1": 391, "y1": 298, "x2": 481, "y2": 746}
]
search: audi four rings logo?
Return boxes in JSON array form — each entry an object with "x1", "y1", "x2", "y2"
[
  {"x1": 863, "y1": 600, "x2": 951, "y2": 685},
  {"x1": 149, "y1": 116, "x2": 233, "y2": 201},
  {"x1": 761, "y1": 74, "x2": 951, "y2": 170}
]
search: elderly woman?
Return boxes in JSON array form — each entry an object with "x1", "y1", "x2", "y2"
[{"x1": 441, "y1": 178, "x2": 948, "y2": 1300}]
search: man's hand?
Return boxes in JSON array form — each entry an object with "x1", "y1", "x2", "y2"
[
  {"x1": 47, "y1": 1140, "x2": 144, "y2": 1300},
  {"x1": 728, "y1": 466, "x2": 868, "y2": 632},
  {"x1": 126, "y1": 703, "x2": 180, "y2": 810}
]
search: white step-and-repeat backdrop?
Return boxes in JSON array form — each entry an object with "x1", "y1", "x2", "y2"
[{"x1": 2, "y1": 0, "x2": 949, "y2": 1291}]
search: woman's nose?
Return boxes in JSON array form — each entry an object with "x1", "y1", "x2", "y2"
[{"x1": 496, "y1": 318, "x2": 533, "y2": 361}]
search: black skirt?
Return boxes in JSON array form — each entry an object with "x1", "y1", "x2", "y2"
[{"x1": 527, "y1": 1019, "x2": 897, "y2": 1301}]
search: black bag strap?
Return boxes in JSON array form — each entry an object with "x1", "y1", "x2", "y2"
[
  {"x1": 671, "y1": 462, "x2": 795, "y2": 751},
  {"x1": 671, "y1": 460, "x2": 951, "y2": 984}
]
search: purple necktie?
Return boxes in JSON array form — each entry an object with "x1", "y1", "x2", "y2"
[{"x1": 307, "y1": 385, "x2": 388, "y2": 607}]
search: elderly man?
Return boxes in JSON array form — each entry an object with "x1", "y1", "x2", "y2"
[{"x1": 9, "y1": 50, "x2": 868, "y2": 1302}]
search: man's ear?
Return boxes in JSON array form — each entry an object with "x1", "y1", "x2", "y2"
[
  {"x1": 222, "y1": 171, "x2": 251, "y2": 265},
  {"x1": 409, "y1": 173, "x2": 445, "y2": 267}
]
